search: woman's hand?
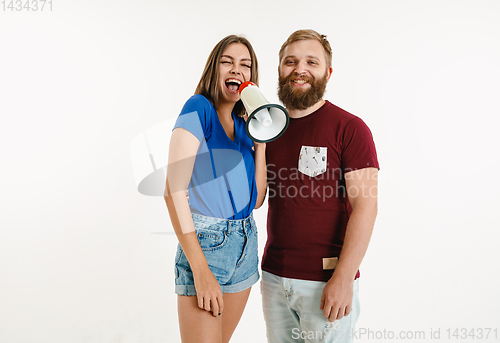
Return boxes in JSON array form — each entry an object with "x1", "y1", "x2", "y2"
[
  {"x1": 193, "y1": 267, "x2": 224, "y2": 317},
  {"x1": 243, "y1": 114, "x2": 267, "y2": 150},
  {"x1": 253, "y1": 140, "x2": 266, "y2": 151},
  {"x1": 243, "y1": 115, "x2": 265, "y2": 148}
]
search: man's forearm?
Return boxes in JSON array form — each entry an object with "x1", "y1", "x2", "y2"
[{"x1": 332, "y1": 203, "x2": 377, "y2": 282}]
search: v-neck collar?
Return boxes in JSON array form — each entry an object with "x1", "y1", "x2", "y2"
[{"x1": 214, "y1": 107, "x2": 239, "y2": 145}]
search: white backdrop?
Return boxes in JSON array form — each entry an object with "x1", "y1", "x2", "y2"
[{"x1": 1, "y1": 0, "x2": 499, "y2": 342}]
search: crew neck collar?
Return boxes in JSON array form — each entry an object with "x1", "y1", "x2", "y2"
[{"x1": 288, "y1": 100, "x2": 329, "y2": 120}]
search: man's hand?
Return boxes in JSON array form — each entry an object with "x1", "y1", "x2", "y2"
[{"x1": 320, "y1": 276, "x2": 354, "y2": 322}]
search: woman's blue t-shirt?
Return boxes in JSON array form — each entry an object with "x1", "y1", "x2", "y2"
[{"x1": 172, "y1": 94, "x2": 257, "y2": 220}]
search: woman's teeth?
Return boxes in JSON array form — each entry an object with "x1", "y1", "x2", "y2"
[{"x1": 225, "y1": 79, "x2": 242, "y2": 92}]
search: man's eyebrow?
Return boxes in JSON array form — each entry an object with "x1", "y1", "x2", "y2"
[{"x1": 283, "y1": 55, "x2": 320, "y2": 60}]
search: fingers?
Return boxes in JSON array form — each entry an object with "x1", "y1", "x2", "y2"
[
  {"x1": 197, "y1": 294, "x2": 204, "y2": 310},
  {"x1": 320, "y1": 284, "x2": 354, "y2": 321},
  {"x1": 322, "y1": 302, "x2": 351, "y2": 322},
  {"x1": 217, "y1": 294, "x2": 224, "y2": 315},
  {"x1": 197, "y1": 293, "x2": 224, "y2": 317},
  {"x1": 204, "y1": 297, "x2": 212, "y2": 313},
  {"x1": 211, "y1": 296, "x2": 219, "y2": 317},
  {"x1": 335, "y1": 306, "x2": 346, "y2": 321},
  {"x1": 345, "y1": 303, "x2": 352, "y2": 317},
  {"x1": 211, "y1": 290, "x2": 224, "y2": 317},
  {"x1": 323, "y1": 303, "x2": 336, "y2": 322},
  {"x1": 329, "y1": 306, "x2": 341, "y2": 322},
  {"x1": 322, "y1": 302, "x2": 331, "y2": 320},
  {"x1": 325, "y1": 305, "x2": 344, "y2": 322}
]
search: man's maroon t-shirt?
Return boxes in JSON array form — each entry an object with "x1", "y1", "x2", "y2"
[{"x1": 262, "y1": 100, "x2": 379, "y2": 282}]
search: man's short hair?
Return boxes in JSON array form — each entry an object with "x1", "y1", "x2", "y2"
[{"x1": 279, "y1": 29, "x2": 332, "y2": 68}]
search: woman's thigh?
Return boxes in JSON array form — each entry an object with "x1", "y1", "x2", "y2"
[
  {"x1": 221, "y1": 288, "x2": 252, "y2": 343},
  {"x1": 178, "y1": 295, "x2": 222, "y2": 343},
  {"x1": 178, "y1": 288, "x2": 252, "y2": 343}
]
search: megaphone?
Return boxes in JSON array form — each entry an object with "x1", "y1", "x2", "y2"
[{"x1": 239, "y1": 81, "x2": 289, "y2": 143}]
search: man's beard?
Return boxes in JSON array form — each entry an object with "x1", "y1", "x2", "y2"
[{"x1": 278, "y1": 71, "x2": 328, "y2": 110}]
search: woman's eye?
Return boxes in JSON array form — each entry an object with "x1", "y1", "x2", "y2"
[
  {"x1": 242, "y1": 64, "x2": 251, "y2": 68},
  {"x1": 221, "y1": 61, "x2": 231, "y2": 64}
]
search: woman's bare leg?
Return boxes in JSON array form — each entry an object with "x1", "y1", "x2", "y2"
[
  {"x1": 178, "y1": 287, "x2": 252, "y2": 343},
  {"x1": 178, "y1": 295, "x2": 222, "y2": 343},
  {"x1": 221, "y1": 287, "x2": 252, "y2": 343}
]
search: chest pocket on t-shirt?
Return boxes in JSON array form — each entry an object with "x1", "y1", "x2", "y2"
[{"x1": 298, "y1": 146, "x2": 327, "y2": 177}]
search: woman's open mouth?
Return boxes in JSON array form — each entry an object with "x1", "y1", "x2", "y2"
[{"x1": 225, "y1": 78, "x2": 242, "y2": 94}]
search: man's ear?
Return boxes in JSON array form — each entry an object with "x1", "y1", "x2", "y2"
[{"x1": 326, "y1": 66, "x2": 333, "y2": 81}]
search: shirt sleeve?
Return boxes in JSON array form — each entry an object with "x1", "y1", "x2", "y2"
[
  {"x1": 173, "y1": 95, "x2": 212, "y2": 143},
  {"x1": 341, "y1": 117, "x2": 379, "y2": 173}
]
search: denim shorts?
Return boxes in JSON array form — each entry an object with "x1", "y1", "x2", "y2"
[{"x1": 174, "y1": 212, "x2": 259, "y2": 296}]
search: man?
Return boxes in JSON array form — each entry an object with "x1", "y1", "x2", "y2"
[{"x1": 261, "y1": 29, "x2": 379, "y2": 343}]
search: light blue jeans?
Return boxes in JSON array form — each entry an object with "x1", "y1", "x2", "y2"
[{"x1": 261, "y1": 271, "x2": 360, "y2": 343}]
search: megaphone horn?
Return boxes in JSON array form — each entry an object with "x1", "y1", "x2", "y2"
[{"x1": 239, "y1": 81, "x2": 289, "y2": 143}]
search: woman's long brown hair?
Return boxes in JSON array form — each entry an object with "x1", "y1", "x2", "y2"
[{"x1": 195, "y1": 35, "x2": 259, "y2": 117}]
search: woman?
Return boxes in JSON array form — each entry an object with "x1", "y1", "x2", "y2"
[{"x1": 164, "y1": 35, "x2": 266, "y2": 343}]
